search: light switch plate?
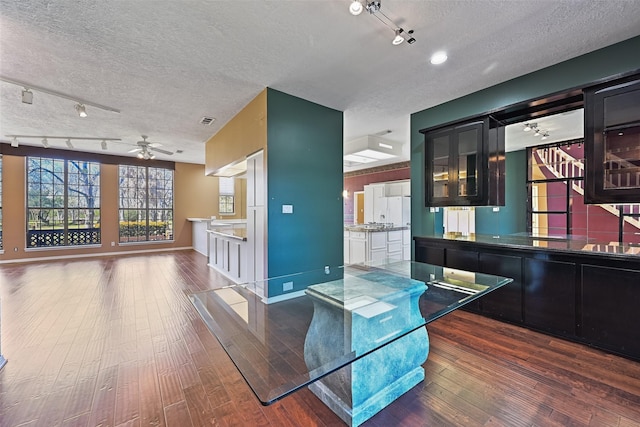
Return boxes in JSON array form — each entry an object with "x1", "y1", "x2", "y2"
[{"x1": 282, "y1": 204, "x2": 293, "y2": 214}]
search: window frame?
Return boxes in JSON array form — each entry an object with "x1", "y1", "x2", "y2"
[
  {"x1": 118, "y1": 164, "x2": 174, "y2": 243},
  {"x1": 26, "y1": 155, "x2": 101, "y2": 248}
]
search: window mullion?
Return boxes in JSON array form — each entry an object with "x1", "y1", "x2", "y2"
[
  {"x1": 63, "y1": 160, "x2": 69, "y2": 246},
  {"x1": 146, "y1": 166, "x2": 150, "y2": 241}
]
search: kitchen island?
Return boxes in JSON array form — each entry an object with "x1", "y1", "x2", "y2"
[
  {"x1": 207, "y1": 224, "x2": 247, "y2": 284},
  {"x1": 414, "y1": 233, "x2": 640, "y2": 361},
  {"x1": 344, "y1": 225, "x2": 410, "y2": 264}
]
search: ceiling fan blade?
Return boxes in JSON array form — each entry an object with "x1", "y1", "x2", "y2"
[
  {"x1": 128, "y1": 147, "x2": 142, "y2": 153},
  {"x1": 152, "y1": 147, "x2": 174, "y2": 155}
]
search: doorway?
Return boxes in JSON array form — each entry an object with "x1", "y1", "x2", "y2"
[{"x1": 355, "y1": 191, "x2": 364, "y2": 224}]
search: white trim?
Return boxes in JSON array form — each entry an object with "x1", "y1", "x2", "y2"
[
  {"x1": 0, "y1": 246, "x2": 193, "y2": 264},
  {"x1": 261, "y1": 289, "x2": 306, "y2": 304}
]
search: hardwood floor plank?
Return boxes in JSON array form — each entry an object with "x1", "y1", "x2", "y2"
[{"x1": 163, "y1": 400, "x2": 193, "y2": 427}]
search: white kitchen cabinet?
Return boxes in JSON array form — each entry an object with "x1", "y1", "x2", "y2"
[
  {"x1": 345, "y1": 228, "x2": 410, "y2": 264},
  {"x1": 402, "y1": 229, "x2": 411, "y2": 261},
  {"x1": 209, "y1": 231, "x2": 247, "y2": 284},
  {"x1": 344, "y1": 230, "x2": 350, "y2": 264},
  {"x1": 386, "y1": 230, "x2": 403, "y2": 260},
  {"x1": 349, "y1": 231, "x2": 367, "y2": 264},
  {"x1": 364, "y1": 184, "x2": 386, "y2": 223}
]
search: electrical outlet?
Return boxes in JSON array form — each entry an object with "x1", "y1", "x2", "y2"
[
  {"x1": 111, "y1": 241, "x2": 115, "y2": 247},
  {"x1": 283, "y1": 281, "x2": 293, "y2": 292}
]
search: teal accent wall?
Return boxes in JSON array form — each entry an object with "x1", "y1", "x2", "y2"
[
  {"x1": 475, "y1": 150, "x2": 527, "y2": 235},
  {"x1": 411, "y1": 36, "x2": 640, "y2": 240},
  {"x1": 266, "y1": 88, "x2": 344, "y2": 297}
]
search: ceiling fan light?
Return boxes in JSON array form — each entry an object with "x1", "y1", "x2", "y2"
[
  {"x1": 11, "y1": 137, "x2": 19, "y2": 147},
  {"x1": 75, "y1": 103, "x2": 87, "y2": 118},
  {"x1": 137, "y1": 152, "x2": 144, "y2": 159},
  {"x1": 42, "y1": 138, "x2": 49, "y2": 148},
  {"x1": 523, "y1": 123, "x2": 532, "y2": 132},
  {"x1": 101, "y1": 140, "x2": 107, "y2": 150},
  {"x1": 349, "y1": 0, "x2": 363, "y2": 15}
]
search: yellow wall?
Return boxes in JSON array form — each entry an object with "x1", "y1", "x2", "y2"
[
  {"x1": 205, "y1": 89, "x2": 267, "y2": 175},
  {"x1": 0, "y1": 156, "x2": 222, "y2": 262}
]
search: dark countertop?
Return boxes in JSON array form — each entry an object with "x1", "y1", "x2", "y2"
[{"x1": 415, "y1": 233, "x2": 640, "y2": 257}]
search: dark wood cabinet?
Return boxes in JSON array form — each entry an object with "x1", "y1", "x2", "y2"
[
  {"x1": 446, "y1": 248, "x2": 480, "y2": 313},
  {"x1": 414, "y1": 243, "x2": 444, "y2": 266},
  {"x1": 421, "y1": 115, "x2": 505, "y2": 207},
  {"x1": 479, "y1": 253, "x2": 523, "y2": 323},
  {"x1": 584, "y1": 74, "x2": 640, "y2": 204},
  {"x1": 524, "y1": 258, "x2": 576, "y2": 335},
  {"x1": 581, "y1": 265, "x2": 640, "y2": 357},
  {"x1": 414, "y1": 236, "x2": 640, "y2": 361}
]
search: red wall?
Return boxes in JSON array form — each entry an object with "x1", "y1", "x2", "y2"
[{"x1": 343, "y1": 165, "x2": 410, "y2": 223}]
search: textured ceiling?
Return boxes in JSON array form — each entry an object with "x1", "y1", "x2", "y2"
[{"x1": 1, "y1": 1, "x2": 639, "y2": 169}]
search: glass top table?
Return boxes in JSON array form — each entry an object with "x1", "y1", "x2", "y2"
[{"x1": 189, "y1": 260, "x2": 512, "y2": 406}]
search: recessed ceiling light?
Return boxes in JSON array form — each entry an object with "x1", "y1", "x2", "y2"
[{"x1": 430, "y1": 51, "x2": 448, "y2": 65}]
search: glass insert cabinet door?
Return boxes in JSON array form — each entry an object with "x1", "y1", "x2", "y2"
[
  {"x1": 585, "y1": 75, "x2": 640, "y2": 204},
  {"x1": 457, "y1": 128, "x2": 479, "y2": 197},
  {"x1": 423, "y1": 118, "x2": 487, "y2": 206},
  {"x1": 432, "y1": 135, "x2": 450, "y2": 198}
]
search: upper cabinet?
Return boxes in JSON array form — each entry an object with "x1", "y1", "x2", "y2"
[
  {"x1": 585, "y1": 74, "x2": 640, "y2": 204},
  {"x1": 421, "y1": 116, "x2": 505, "y2": 207}
]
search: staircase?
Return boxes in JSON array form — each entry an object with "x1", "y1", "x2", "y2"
[{"x1": 538, "y1": 146, "x2": 640, "y2": 231}]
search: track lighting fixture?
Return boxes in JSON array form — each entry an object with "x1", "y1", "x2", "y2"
[
  {"x1": 21, "y1": 88, "x2": 33, "y2": 104},
  {"x1": 0, "y1": 75, "x2": 120, "y2": 116},
  {"x1": 75, "y1": 103, "x2": 87, "y2": 118},
  {"x1": 5, "y1": 135, "x2": 121, "y2": 150},
  {"x1": 349, "y1": 0, "x2": 363, "y2": 15},
  {"x1": 392, "y1": 29, "x2": 404, "y2": 45},
  {"x1": 521, "y1": 122, "x2": 550, "y2": 140},
  {"x1": 348, "y1": 1, "x2": 416, "y2": 47}
]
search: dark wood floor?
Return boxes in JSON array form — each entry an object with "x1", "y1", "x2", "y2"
[{"x1": 0, "y1": 251, "x2": 639, "y2": 427}]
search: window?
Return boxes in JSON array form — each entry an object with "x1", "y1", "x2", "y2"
[
  {"x1": 219, "y1": 177, "x2": 235, "y2": 215},
  {"x1": 27, "y1": 156, "x2": 101, "y2": 247},
  {"x1": 119, "y1": 165, "x2": 173, "y2": 243},
  {"x1": 528, "y1": 140, "x2": 640, "y2": 244}
]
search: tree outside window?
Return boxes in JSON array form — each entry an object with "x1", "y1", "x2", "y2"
[
  {"x1": 26, "y1": 156, "x2": 101, "y2": 247},
  {"x1": 119, "y1": 165, "x2": 173, "y2": 243}
]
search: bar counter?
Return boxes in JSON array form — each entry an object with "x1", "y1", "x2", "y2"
[{"x1": 414, "y1": 233, "x2": 640, "y2": 362}]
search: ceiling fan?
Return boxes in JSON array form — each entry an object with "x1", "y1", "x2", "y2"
[{"x1": 128, "y1": 135, "x2": 174, "y2": 159}]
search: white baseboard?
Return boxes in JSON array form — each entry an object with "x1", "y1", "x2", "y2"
[{"x1": 0, "y1": 246, "x2": 194, "y2": 264}]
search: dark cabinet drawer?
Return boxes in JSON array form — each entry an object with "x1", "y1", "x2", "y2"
[
  {"x1": 524, "y1": 258, "x2": 576, "y2": 335},
  {"x1": 582, "y1": 265, "x2": 640, "y2": 358},
  {"x1": 479, "y1": 253, "x2": 523, "y2": 323}
]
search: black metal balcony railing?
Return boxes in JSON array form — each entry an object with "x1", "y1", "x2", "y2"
[{"x1": 27, "y1": 228, "x2": 101, "y2": 248}]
